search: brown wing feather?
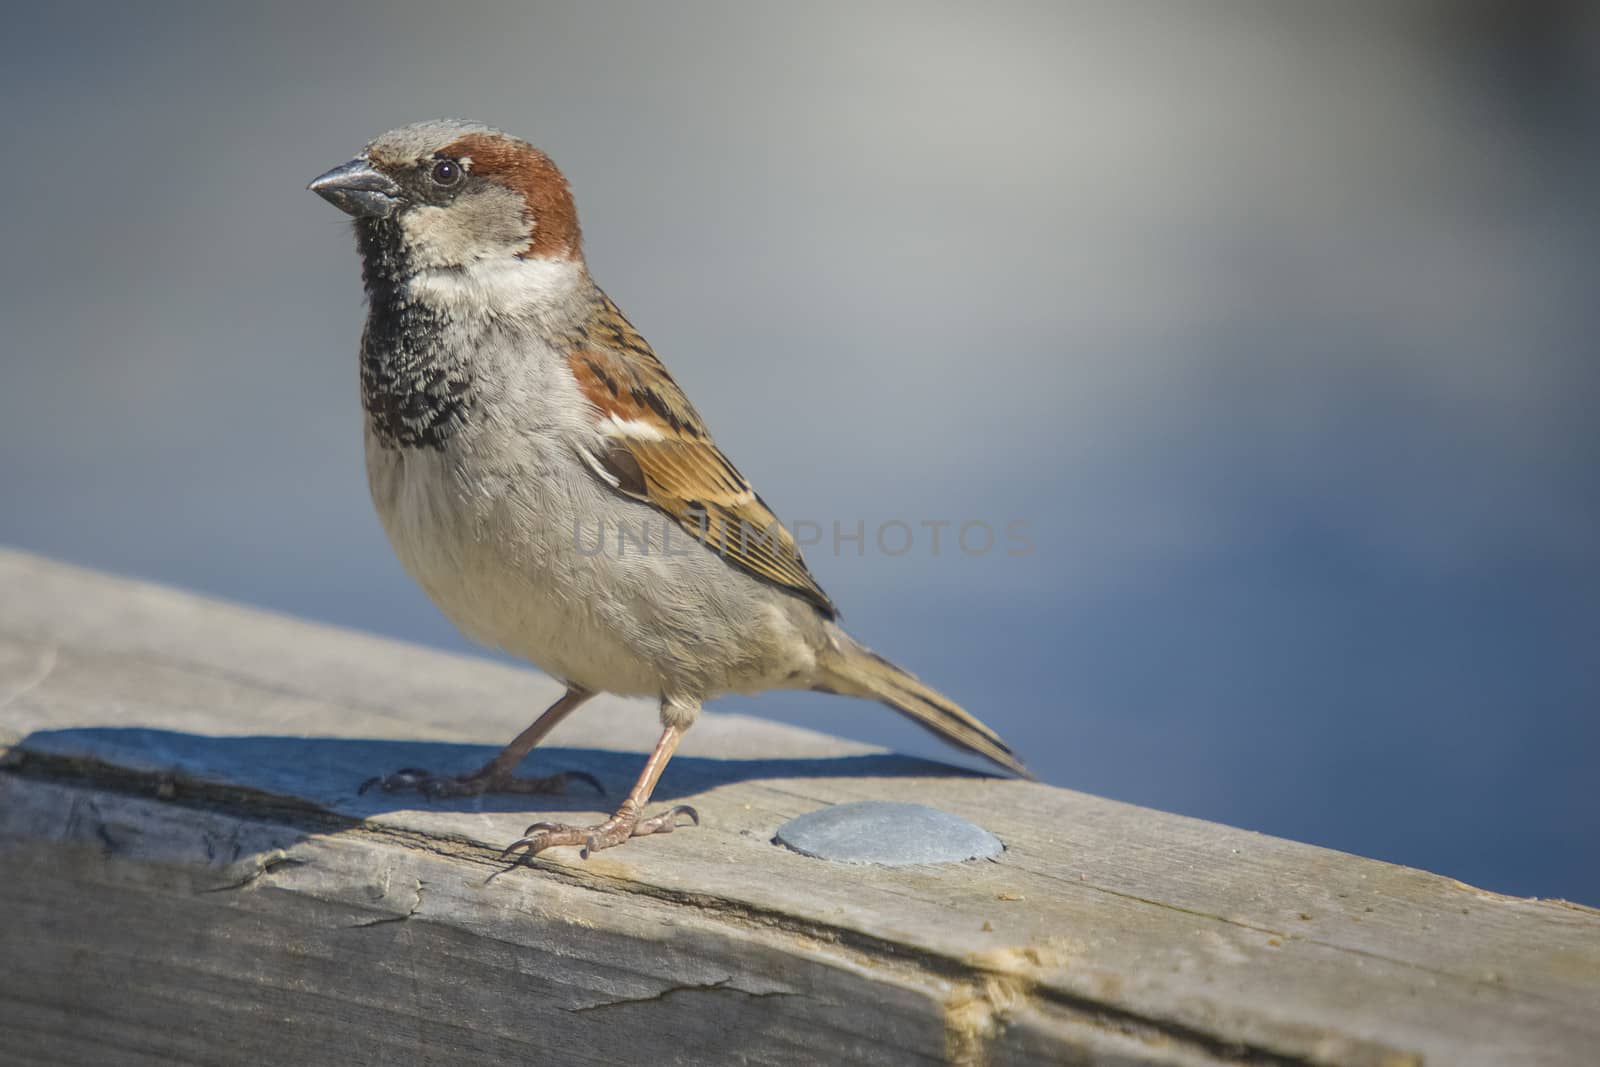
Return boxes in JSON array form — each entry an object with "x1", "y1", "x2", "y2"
[{"x1": 565, "y1": 293, "x2": 838, "y2": 618}]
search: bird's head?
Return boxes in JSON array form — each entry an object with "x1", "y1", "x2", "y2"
[{"x1": 309, "y1": 120, "x2": 583, "y2": 296}]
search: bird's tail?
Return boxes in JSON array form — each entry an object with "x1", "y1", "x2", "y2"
[{"x1": 817, "y1": 635, "x2": 1033, "y2": 779}]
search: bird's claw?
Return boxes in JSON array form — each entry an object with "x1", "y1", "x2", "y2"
[{"x1": 501, "y1": 804, "x2": 701, "y2": 861}]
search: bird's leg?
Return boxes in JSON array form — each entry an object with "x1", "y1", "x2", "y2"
[
  {"x1": 359, "y1": 687, "x2": 603, "y2": 799},
  {"x1": 503, "y1": 720, "x2": 698, "y2": 859}
]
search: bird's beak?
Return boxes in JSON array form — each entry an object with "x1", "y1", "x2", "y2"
[{"x1": 308, "y1": 158, "x2": 402, "y2": 219}]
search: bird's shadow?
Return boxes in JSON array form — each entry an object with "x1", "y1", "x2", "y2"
[{"x1": 13, "y1": 726, "x2": 982, "y2": 821}]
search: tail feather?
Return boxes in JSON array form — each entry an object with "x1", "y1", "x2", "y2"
[{"x1": 818, "y1": 638, "x2": 1033, "y2": 779}]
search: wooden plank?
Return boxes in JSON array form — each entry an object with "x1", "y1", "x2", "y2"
[{"x1": 1, "y1": 547, "x2": 1596, "y2": 1065}]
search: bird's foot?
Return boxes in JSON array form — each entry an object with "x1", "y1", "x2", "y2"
[
  {"x1": 501, "y1": 804, "x2": 699, "y2": 860},
  {"x1": 357, "y1": 766, "x2": 604, "y2": 800}
]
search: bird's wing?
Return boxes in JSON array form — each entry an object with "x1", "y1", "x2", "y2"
[{"x1": 563, "y1": 293, "x2": 837, "y2": 618}]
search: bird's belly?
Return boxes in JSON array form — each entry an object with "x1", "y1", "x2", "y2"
[{"x1": 364, "y1": 432, "x2": 815, "y2": 699}]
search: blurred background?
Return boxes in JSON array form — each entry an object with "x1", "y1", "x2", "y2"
[{"x1": 2, "y1": 2, "x2": 1596, "y2": 902}]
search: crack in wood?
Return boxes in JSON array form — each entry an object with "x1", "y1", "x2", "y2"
[{"x1": 567, "y1": 976, "x2": 796, "y2": 1014}]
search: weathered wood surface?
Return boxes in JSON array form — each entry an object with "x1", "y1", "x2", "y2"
[{"x1": 0, "y1": 547, "x2": 1595, "y2": 1066}]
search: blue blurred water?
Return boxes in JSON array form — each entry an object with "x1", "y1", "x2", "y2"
[{"x1": 2, "y1": 2, "x2": 1596, "y2": 903}]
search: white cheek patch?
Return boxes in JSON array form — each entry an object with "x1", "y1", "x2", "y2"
[
  {"x1": 397, "y1": 206, "x2": 456, "y2": 270},
  {"x1": 398, "y1": 185, "x2": 531, "y2": 271}
]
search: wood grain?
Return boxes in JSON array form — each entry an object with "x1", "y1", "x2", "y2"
[{"x1": 1, "y1": 547, "x2": 1595, "y2": 1065}]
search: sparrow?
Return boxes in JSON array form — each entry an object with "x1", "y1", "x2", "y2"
[{"x1": 309, "y1": 120, "x2": 1030, "y2": 858}]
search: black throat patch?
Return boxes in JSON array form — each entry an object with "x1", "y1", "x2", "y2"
[{"x1": 355, "y1": 219, "x2": 474, "y2": 450}]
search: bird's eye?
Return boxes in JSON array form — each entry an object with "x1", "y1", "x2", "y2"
[{"x1": 430, "y1": 159, "x2": 461, "y2": 186}]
